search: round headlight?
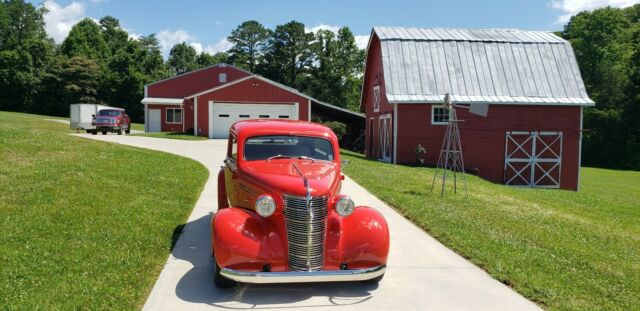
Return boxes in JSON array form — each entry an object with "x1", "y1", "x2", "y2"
[
  {"x1": 255, "y1": 195, "x2": 276, "y2": 217},
  {"x1": 335, "y1": 196, "x2": 355, "y2": 217}
]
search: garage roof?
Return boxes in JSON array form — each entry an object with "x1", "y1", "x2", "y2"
[{"x1": 372, "y1": 27, "x2": 594, "y2": 106}]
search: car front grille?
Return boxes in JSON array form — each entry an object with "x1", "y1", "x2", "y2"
[{"x1": 283, "y1": 195, "x2": 328, "y2": 272}]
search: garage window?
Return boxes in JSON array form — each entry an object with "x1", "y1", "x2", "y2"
[
  {"x1": 431, "y1": 105, "x2": 449, "y2": 125},
  {"x1": 166, "y1": 108, "x2": 183, "y2": 124}
]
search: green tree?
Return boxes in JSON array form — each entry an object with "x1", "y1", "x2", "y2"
[
  {"x1": 196, "y1": 51, "x2": 229, "y2": 68},
  {"x1": 137, "y1": 34, "x2": 170, "y2": 81},
  {"x1": 227, "y1": 20, "x2": 269, "y2": 72},
  {"x1": 563, "y1": 5, "x2": 638, "y2": 169},
  {"x1": 309, "y1": 27, "x2": 364, "y2": 110},
  {"x1": 59, "y1": 56, "x2": 101, "y2": 104},
  {"x1": 60, "y1": 18, "x2": 108, "y2": 61},
  {"x1": 262, "y1": 21, "x2": 315, "y2": 89},
  {"x1": 0, "y1": 0, "x2": 51, "y2": 112},
  {"x1": 168, "y1": 42, "x2": 197, "y2": 74},
  {"x1": 99, "y1": 16, "x2": 129, "y2": 55}
]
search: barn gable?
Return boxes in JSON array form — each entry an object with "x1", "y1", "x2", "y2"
[{"x1": 370, "y1": 27, "x2": 594, "y2": 106}]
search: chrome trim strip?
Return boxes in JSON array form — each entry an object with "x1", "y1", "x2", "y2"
[{"x1": 220, "y1": 265, "x2": 386, "y2": 284}]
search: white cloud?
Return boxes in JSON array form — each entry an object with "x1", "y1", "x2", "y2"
[
  {"x1": 43, "y1": 0, "x2": 86, "y2": 43},
  {"x1": 203, "y1": 38, "x2": 233, "y2": 54},
  {"x1": 305, "y1": 24, "x2": 341, "y2": 34},
  {"x1": 550, "y1": 0, "x2": 640, "y2": 23},
  {"x1": 306, "y1": 23, "x2": 370, "y2": 50},
  {"x1": 355, "y1": 35, "x2": 370, "y2": 49},
  {"x1": 156, "y1": 29, "x2": 194, "y2": 56},
  {"x1": 157, "y1": 29, "x2": 232, "y2": 58}
]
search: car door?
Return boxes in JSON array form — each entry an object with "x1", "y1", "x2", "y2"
[{"x1": 223, "y1": 134, "x2": 239, "y2": 206}]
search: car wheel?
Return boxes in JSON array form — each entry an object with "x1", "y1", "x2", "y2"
[
  {"x1": 91, "y1": 131, "x2": 97, "y2": 135},
  {"x1": 101, "y1": 131, "x2": 107, "y2": 135},
  {"x1": 125, "y1": 125, "x2": 130, "y2": 134},
  {"x1": 213, "y1": 254, "x2": 236, "y2": 288},
  {"x1": 117, "y1": 128, "x2": 122, "y2": 135}
]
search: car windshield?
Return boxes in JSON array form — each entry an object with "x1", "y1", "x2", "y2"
[
  {"x1": 244, "y1": 135, "x2": 334, "y2": 161},
  {"x1": 98, "y1": 110, "x2": 121, "y2": 116}
]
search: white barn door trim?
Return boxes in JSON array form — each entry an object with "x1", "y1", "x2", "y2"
[
  {"x1": 504, "y1": 131, "x2": 563, "y2": 188},
  {"x1": 208, "y1": 101, "x2": 214, "y2": 139},
  {"x1": 378, "y1": 113, "x2": 392, "y2": 163}
]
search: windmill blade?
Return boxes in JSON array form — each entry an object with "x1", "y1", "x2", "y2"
[{"x1": 469, "y1": 103, "x2": 489, "y2": 117}]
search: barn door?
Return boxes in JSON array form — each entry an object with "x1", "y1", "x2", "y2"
[
  {"x1": 378, "y1": 113, "x2": 392, "y2": 163},
  {"x1": 504, "y1": 131, "x2": 563, "y2": 188}
]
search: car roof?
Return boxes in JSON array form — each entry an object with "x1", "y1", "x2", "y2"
[{"x1": 231, "y1": 120, "x2": 337, "y2": 141}]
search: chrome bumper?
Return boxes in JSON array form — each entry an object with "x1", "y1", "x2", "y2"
[{"x1": 220, "y1": 265, "x2": 386, "y2": 284}]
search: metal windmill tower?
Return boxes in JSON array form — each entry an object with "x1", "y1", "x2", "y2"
[{"x1": 430, "y1": 94, "x2": 483, "y2": 197}]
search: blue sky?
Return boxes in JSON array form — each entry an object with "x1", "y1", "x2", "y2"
[{"x1": 33, "y1": 0, "x2": 640, "y2": 58}]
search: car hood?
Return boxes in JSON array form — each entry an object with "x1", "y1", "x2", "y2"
[{"x1": 242, "y1": 160, "x2": 339, "y2": 197}]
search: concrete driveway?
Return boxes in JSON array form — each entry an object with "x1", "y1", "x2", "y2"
[{"x1": 75, "y1": 133, "x2": 540, "y2": 311}]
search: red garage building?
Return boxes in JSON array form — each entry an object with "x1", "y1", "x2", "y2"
[
  {"x1": 361, "y1": 27, "x2": 594, "y2": 190},
  {"x1": 142, "y1": 63, "x2": 362, "y2": 139}
]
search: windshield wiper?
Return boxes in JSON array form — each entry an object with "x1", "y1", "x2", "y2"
[
  {"x1": 267, "y1": 154, "x2": 295, "y2": 161},
  {"x1": 266, "y1": 155, "x2": 317, "y2": 161}
]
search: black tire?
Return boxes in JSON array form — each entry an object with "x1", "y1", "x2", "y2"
[
  {"x1": 366, "y1": 273, "x2": 385, "y2": 283},
  {"x1": 91, "y1": 131, "x2": 97, "y2": 135},
  {"x1": 101, "y1": 131, "x2": 107, "y2": 135},
  {"x1": 117, "y1": 128, "x2": 122, "y2": 135},
  {"x1": 125, "y1": 125, "x2": 130, "y2": 134},
  {"x1": 213, "y1": 253, "x2": 236, "y2": 288}
]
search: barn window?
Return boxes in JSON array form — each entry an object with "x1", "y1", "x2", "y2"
[
  {"x1": 219, "y1": 73, "x2": 227, "y2": 83},
  {"x1": 431, "y1": 105, "x2": 450, "y2": 125},
  {"x1": 239, "y1": 114, "x2": 250, "y2": 118},
  {"x1": 278, "y1": 115, "x2": 289, "y2": 119},
  {"x1": 166, "y1": 108, "x2": 183, "y2": 124},
  {"x1": 373, "y1": 85, "x2": 380, "y2": 112},
  {"x1": 259, "y1": 115, "x2": 269, "y2": 118}
]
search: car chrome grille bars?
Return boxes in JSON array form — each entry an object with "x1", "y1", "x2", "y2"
[{"x1": 283, "y1": 195, "x2": 328, "y2": 272}]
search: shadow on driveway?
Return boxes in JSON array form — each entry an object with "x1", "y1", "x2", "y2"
[{"x1": 171, "y1": 214, "x2": 379, "y2": 309}]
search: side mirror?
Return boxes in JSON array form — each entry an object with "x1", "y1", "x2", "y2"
[{"x1": 92, "y1": 114, "x2": 95, "y2": 118}]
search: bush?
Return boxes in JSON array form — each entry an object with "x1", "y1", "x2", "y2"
[{"x1": 322, "y1": 121, "x2": 347, "y2": 140}]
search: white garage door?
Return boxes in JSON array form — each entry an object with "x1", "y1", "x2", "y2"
[{"x1": 209, "y1": 103, "x2": 298, "y2": 138}]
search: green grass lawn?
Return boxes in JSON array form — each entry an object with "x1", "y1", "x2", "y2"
[
  {"x1": 131, "y1": 131, "x2": 207, "y2": 140},
  {"x1": 341, "y1": 150, "x2": 639, "y2": 311},
  {"x1": 0, "y1": 112, "x2": 208, "y2": 309},
  {"x1": 131, "y1": 122, "x2": 144, "y2": 131}
]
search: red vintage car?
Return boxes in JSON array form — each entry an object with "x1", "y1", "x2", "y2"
[{"x1": 211, "y1": 120, "x2": 390, "y2": 287}]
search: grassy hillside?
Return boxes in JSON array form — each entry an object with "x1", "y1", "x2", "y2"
[
  {"x1": 0, "y1": 112, "x2": 208, "y2": 309},
  {"x1": 341, "y1": 150, "x2": 639, "y2": 311}
]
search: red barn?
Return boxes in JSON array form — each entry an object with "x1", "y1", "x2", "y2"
[
  {"x1": 361, "y1": 27, "x2": 594, "y2": 190},
  {"x1": 142, "y1": 63, "x2": 363, "y2": 139}
]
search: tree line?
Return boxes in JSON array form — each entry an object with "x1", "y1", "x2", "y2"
[
  {"x1": 1, "y1": 0, "x2": 639, "y2": 169},
  {"x1": 561, "y1": 4, "x2": 640, "y2": 169},
  {"x1": 0, "y1": 0, "x2": 364, "y2": 124}
]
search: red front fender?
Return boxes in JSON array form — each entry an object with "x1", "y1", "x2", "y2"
[
  {"x1": 325, "y1": 206, "x2": 390, "y2": 270},
  {"x1": 211, "y1": 207, "x2": 286, "y2": 271}
]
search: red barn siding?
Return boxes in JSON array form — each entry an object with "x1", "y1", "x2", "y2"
[
  {"x1": 395, "y1": 104, "x2": 581, "y2": 190},
  {"x1": 191, "y1": 77, "x2": 310, "y2": 137},
  {"x1": 362, "y1": 34, "x2": 394, "y2": 160},
  {"x1": 146, "y1": 104, "x2": 186, "y2": 132},
  {"x1": 147, "y1": 65, "x2": 250, "y2": 98}
]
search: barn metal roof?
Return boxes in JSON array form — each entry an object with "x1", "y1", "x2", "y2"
[{"x1": 373, "y1": 27, "x2": 595, "y2": 106}]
